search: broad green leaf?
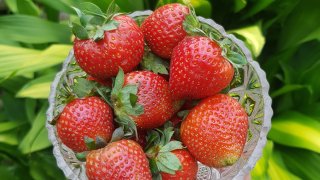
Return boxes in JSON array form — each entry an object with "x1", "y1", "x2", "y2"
[
  {"x1": 0, "y1": 15, "x2": 71, "y2": 43},
  {"x1": 35, "y1": 0, "x2": 74, "y2": 14},
  {"x1": 1, "y1": 92, "x2": 28, "y2": 122},
  {"x1": 4, "y1": 0, "x2": 18, "y2": 13},
  {"x1": 79, "y1": 2, "x2": 105, "y2": 17},
  {"x1": 177, "y1": 0, "x2": 212, "y2": 18},
  {"x1": 116, "y1": 0, "x2": 144, "y2": 11},
  {"x1": 251, "y1": 140, "x2": 273, "y2": 179},
  {"x1": 270, "y1": 84, "x2": 310, "y2": 98},
  {"x1": 0, "y1": 130, "x2": 19, "y2": 145},
  {"x1": 19, "y1": 105, "x2": 52, "y2": 154},
  {"x1": 281, "y1": 147, "x2": 320, "y2": 180},
  {"x1": 25, "y1": 99, "x2": 37, "y2": 123},
  {"x1": 268, "y1": 111, "x2": 320, "y2": 153},
  {"x1": 0, "y1": 76, "x2": 29, "y2": 93},
  {"x1": 300, "y1": 102, "x2": 320, "y2": 122},
  {"x1": 278, "y1": 0, "x2": 320, "y2": 50},
  {"x1": 16, "y1": 0, "x2": 41, "y2": 16},
  {"x1": 72, "y1": 23, "x2": 89, "y2": 39},
  {"x1": 0, "y1": 44, "x2": 72, "y2": 78},
  {"x1": 159, "y1": 141, "x2": 183, "y2": 152},
  {"x1": 268, "y1": 149, "x2": 301, "y2": 180},
  {"x1": 229, "y1": 24, "x2": 265, "y2": 57},
  {"x1": 233, "y1": 0, "x2": 247, "y2": 12},
  {"x1": 158, "y1": 152, "x2": 182, "y2": 171},
  {"x1": 0, "y1": 121, "x2": 26, "y2": 132},
  {"x1": 16, "y1": 73, "x2": 55, "y2": 99}
]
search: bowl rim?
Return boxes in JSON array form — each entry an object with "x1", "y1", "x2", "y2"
[{"x1": 46, "y1": 10, "x2": 272, "y2": 180}]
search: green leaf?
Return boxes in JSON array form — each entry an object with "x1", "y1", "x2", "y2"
[
  {"x1": 177, "y1": 110, "x2": 189, "y2": 120},
  {"x1": 35, "y1": 0, "x2": 74, "y2": 14},
  {"x1": 72, "y1": 78, "x2": 95, "y2": 98},
  {"x1": 111, "y1": 68, "x2": 124, "y2": 96},
  {"x1": 251, "y1": 140, "x2": 273, "y2": 179},
  {"x1": 0, "y1": 130, "x2": 19, "y2": 145},
  {"x1": 19, "y1": 105, "x2": 52, "y2": 154},
  {"x1": 106, "y1": 0, "x2": 120, "y2": 16},
  {"x1": 278, "y1": 0, "x2": 320, "y2": 50},
  {"x1": 101, "y1": 20, "x2": 119, "y2": 31},
  {"x1": 72, "y1": 22, "x2": 89, "y2": 39},
  {"x1": 141, "y1": 50, "x2": 169, "y2": 75},
  {"x1": 16, "y1": 73, "x2": 55, "y2": 99},
  {"x1": 229, "y1": 24, "x2": 265, "y2": 57},
  {"x1": 233, "y1": 0, "x2": 247, "y2": 12},
  {"x1": 92, "y1": 28, "x2": 104, "y2": 41},
  {"x1": 25, "y1": 99, "x2": 37, "y2": 123},
  {"x1": 268, "y1": 111, "x2": 320, "y2": 153},
  {"x1": 281, "y1": 147, "x2": 320, "y2": 180},
  {"x1": 158, "y1": 152, "x2": 182, "y2": 171},
  {"x1": 89, "y1": 16, "x2": 105, "y2": 25},
  {"x1": 148, "y1": 158, "x2": 159, "y2": 175},
  {"x1": 177, "y1": 0, "x2": 212, "y2": 18},
  {"x1": 156, "y1": 160, "x2": 175, "y2": 175},
  {"x1": 110, "y1": 127, "x2": 124, "y2": 142},
  {"x1": 115, "y1": 0, "x2": 144, "y2": 12},
  {"x1": 16, "y1": 0, "x2": 41, "y2": 16},
  {"x1": 268, "y1": 149, "x2": 301, "y2": 180},
  {"x1": 4, "y1": 0, "x2": 18, "y2": 13},
  {"x1": 0, "y1": 44, "x2": 72, "y2": 78},
  {"x1": 130, "y1": 93, "x2": 138, "y2": 107},
  {"x1": 242, "y1": 0, "x2": 274, "y2": 19},
  {"x1": 0, "y1": 15, "x2": 71, "y2": 43},
  {"x1": 270, "y1": 84, "x2": 310, "y2": 98},
  {"x1": 84, "y1": 136, "x2": 96, "y2": 150},
  {"x1": 159, "y1": 141, "x2": 183, "y2": 153},
  {"x1": 0, "y1": 121, "x2": 25, "y2": 132},
  {"x1": 79, "y1": 2, "x2": 105, "y2": 17}
]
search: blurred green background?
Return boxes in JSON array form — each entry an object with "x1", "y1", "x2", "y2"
[{"x1": 0, "y1": 0, "x2": 319, "y2": 179}]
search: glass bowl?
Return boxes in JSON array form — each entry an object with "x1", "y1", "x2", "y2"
[{"x1": 46, "y1": 10, "x2": 272, "y2": 180}]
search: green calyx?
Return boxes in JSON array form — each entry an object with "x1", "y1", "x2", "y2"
[
  {"x1": 84, "y1": 136, "x2": 107, "y2": 151},
  {"x1": 71, "y1": 1, "x2": 120, "y2": 41},
  {"x1": 141, "y1": 46, "x2": 169, "y2": 75},
  {"x1": 182, "y1": 5, "x2": 247, "y2": 68},
  {"x1": 111, "y1": 68, "x2": 144, "y2": 139},
  {"x1": 145, "y1": 122, "x2": 184, "y2": 176}
]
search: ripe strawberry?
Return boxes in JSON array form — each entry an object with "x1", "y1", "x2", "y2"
[
  {"x1": 73, "y1": 3, "x2": 144, "y2": 80},
  {"x1": 86, "y1": 139, "x2": 152, "y2": 180},
  {"x1": 161, "y1": 149, "x2": 198, "y2": 180},
  {"x1": 169, "y1": 36, "x2": 234, "y2": 100},
  {"x1": 180, "y1": 94, "x2": 248, "y2": 167},
  {"x1": 56, "y1": 96, "x2": 114, "y2": 152},
  {"x1": 111, "y1": 70, "x2": 174, "y2": 132},
  {"x1": 141, "y1": 3, "x2": 189, "y2": 59}
]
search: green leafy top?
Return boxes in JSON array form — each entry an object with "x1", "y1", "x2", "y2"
[
  {"x1": 140, "y1": 46, "x2": 169, "y2": 75},
  {"x1": 71, "y1": 1, "x2": 120, "y2": 41},
  {"x1": 111, "y1": 69, "x2": 144, "y2": 139},
  {"x1": 145, "y1": 122, "x2": 184, "y2": 176},
  {"x1": 182, "y1": 5, "x2": 247, "y2": 68}
]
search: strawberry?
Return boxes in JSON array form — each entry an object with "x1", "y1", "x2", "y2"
[
  {"x1": 141, "y1": 3, "x2": 189, "y2": 59},
  {"x1": 111, "y1": 69, "x2": 174, "y2": 137},
  {"x1": 169, "y1": 36, "x2": 234, "y2": 100},
  {"x1": 72, "y1": 2, "x2": 144, "y2": 80},
  {"x1": 56, "y1": 96, "x2": 114, "y2": 152},
  {"x1": 180, "y1": 94, "x2": 248, "y2": 167},
  {"x1": 161, "y1": 149, "x2": 198, "y2": 180},
  {"x1": 86, "y1": 139, "x2": 152, "y2": 180},
  {"x1": 145, "y1": 123, "x2": 197, "y2": 179}
]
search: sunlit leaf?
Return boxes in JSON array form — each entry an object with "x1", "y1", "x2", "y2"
[
  {"x1": 0, "y1": 130, "x2": 19, "y2": 145},
  {"x1": 0, "y1": 44, "x2": 72, "y2": 78},
  {"x1": 229, "y1": 24, "x2": 265, "y2": 57},
  {"x1": 251, "y1": 140, "x2": 273, "y2": 179},
  {"x1": 16, "y1": 73, "x2": 55, "y2": 99},
  {"x1": 16, "y1": 0, "x2": 41, "y2": 16},
  {"x1": 0, "y1": 15, "x2": 71, "y2": 43},
  {"x1": 268, "y1": 111, "x2": 320, "y2": 153},
  {"x1": 0, "y1": 121, "x2": 26, "y2": 132}
]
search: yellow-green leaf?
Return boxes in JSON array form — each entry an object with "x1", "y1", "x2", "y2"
[
  {"x1": 229, "y1": 24, "x2": 265, "y2": 57},
  {"x1": 268, "y1": 111, "x2": 320, "y2": 153},
  {"x1": 251, "y1": 140, "x2": 273, "y2": 179},
  {"x1": 0, "y1": 44, "x2": 72, "y2": 78},
  {"x1": 16, "y1": 74, "x2": 55, "y2": 99}
]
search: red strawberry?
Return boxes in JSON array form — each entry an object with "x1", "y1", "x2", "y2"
[
  {"x1": 161, "y1": 149, "x2": 198, "y2": 180},
  {"x1": 169, "y1": 36, "x2": 234, "y2": 100},
  {"x1": 73, "y1": 3, "x2": 144, "y2": 80},
  {"x1": 141, "y1": 3, "x2": 189, "y2": 59},
  {"x1": 180, "y1": 94, "x2": 248, "y2": 167},
  {"x1": 112, "y1": 70, "x2": 174, "y2": 132},
  {"x1": 86, "y1": 139, "x2": 152, "y2": 180},
  {"x1": 56, "y1": 96, "x2": 114, "y2": 152}
]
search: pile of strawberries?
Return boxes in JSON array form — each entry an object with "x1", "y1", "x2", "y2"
[{"x1": 53, "y1": 2, "x2": 249, "y2": 180}]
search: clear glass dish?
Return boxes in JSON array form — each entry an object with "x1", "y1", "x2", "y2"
[{"x1": 46, "y1": 10, "x2": 272, "y2": 180}]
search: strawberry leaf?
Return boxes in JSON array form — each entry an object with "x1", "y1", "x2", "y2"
[
  {"x1": 75, "y1": 151, "x2": 89, "y2": 161},
  {"x1": 141, "y1": 49, "x2": 169, "y2": 75},
  {"x1": 105, "y1": 0, "x2": 120, "y2": 18},
  {"x1": 156, "y1": 160, "x2": 176, "y2": 175},
  {"x1": 163, "y1": 126, "x2": 174, "y2": 145},
  {"x1": 95, "y1": 136, "x2": 106, "y2": 149},
  {"x1": 89, "y1": 16, "x2": 105, "y2": 26},
  {"x1": 72, "y1": 78, "x2": 95, "y2": 97},
  {"x1": 177, "y1": 110, "x2": 190, "y2": 120},
  {"x1": 101, "y1": 20, "x2": 119, "y2": 31},
  {"x1": 84, "y1": 136, "x2": 96, "y2": 150},
  {"x1": 158, "y1": 152, "x2": 182, "y2": 172},
  {"x1": 149, "y1": 158, "x2": 160, "y2": 175},
  {"x1": 71, "y1": 23, "x2": 89, "y2": 40},
  {"x1": 111, "y1": 68, "x2": 124, "y2": 96},
  {"x1": 110, "y1": 127, "x2": 124, "y2": 142},
  {"x1": 92, "y1": 28, "x2": 104, "y2": 41},
  {"x1": 79, "y1": 2, "x2": 106, "y2": 18},
  {"x1": 130, "y1": 93, "x2": 138, "y2": 106},
  {"x1": 159, "y1": 141, "x2": 183, "y2": 153}
]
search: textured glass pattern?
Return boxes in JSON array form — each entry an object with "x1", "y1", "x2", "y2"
[{"x1": 46, "y1": 10, "x2": 272, "y2": 180}]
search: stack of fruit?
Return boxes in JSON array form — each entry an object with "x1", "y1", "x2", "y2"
[{"x1": 51, "y1": 2, "x2": 249, "y2": 180}]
